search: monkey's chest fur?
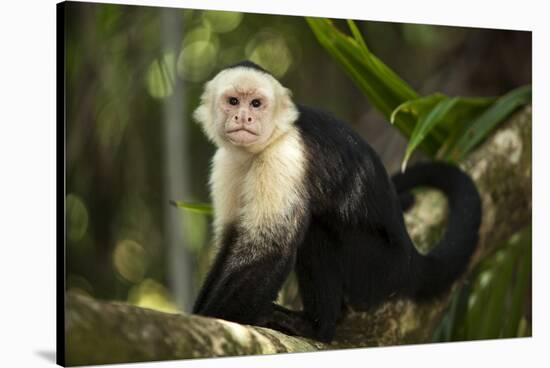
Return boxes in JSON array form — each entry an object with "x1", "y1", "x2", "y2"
[{"x1": 209, "y1": 128, "x2": 310, "y2": 251}]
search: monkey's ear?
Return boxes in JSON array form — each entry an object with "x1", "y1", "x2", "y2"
[
  {"x1": 193, "y1": 80, "x2": 219, "y2": 144},
  {"x1": 193, "y1": 80, "x2": 213, "y2": 123},
  {"x1": 279, "y1": 87, "x2": 294, "y2": 108},
  {"x1": 193, "y1": 103, "x2": 210, "y2": 126},
  {"x1": 275, "y1": 86, "x2": 299, "y2": 129}
]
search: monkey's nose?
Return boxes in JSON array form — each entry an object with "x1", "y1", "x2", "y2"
[{"x1": 239, "y1": 115, "x2": 253, "y2": 125}]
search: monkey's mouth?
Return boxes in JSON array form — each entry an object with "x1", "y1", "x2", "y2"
[{"x1": 226, "y1": 128, "x2": 260, "y2": 145}]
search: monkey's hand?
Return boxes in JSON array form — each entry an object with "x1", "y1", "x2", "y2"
[{"x1": 257, "y1": 303, "x2": 316, "y2": 339}]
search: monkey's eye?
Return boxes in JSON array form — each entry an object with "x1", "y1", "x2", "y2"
[
  {"x1": 251, "y1": 99, "x2": 262, "y2": 108},
  {"x1": 228, "y1": 97, "x2": 239, "y2": 106}
]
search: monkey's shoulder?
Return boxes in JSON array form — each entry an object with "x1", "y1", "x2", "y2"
[
  {"x1": 293, "y1": 104, "x2": 382, "y2": 191},
  {"x1": 293, "y1": 104, "x2": 380, "y2": 169}
]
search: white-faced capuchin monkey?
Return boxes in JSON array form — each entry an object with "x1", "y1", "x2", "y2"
[{"x1": 192, "y1": 60, "x2": 481, "y2": 342}]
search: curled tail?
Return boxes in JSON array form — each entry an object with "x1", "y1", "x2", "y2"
[{"x1": 392, "y1": 162, "x2": 482, "y2": 299}]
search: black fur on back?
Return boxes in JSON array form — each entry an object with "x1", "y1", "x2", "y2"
[{"x1": 292, "y1": 104, "x2": 481, "y2": 337}]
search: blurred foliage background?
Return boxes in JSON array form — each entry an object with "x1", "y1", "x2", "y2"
[{"x1": 64, "y1": 2, "x2": 531, "y2": 340}]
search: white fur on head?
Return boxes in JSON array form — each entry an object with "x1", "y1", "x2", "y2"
[{"x1": 193, "y1": 66, "x2": 299, "y2": 153}]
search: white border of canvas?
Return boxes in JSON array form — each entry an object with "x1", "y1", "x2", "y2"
[{"x1": 0, "y1": 1, "x2": 546, "y2": 367}]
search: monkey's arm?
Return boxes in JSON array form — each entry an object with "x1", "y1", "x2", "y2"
[
  {"x1": 191, "y1": 240, "x2": 231, "y2": 314},
  {"x1": 192, "y1": 226, "x2": 299, "y2": 326}
]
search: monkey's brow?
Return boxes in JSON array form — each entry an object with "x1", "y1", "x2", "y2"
[{"x1": 232, "y1": 84, "x2": 258, "y2": 96}]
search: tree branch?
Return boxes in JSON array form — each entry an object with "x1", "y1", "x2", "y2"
[{"x1": 65, "y1": 105, "x2": 532, "y2": 365}]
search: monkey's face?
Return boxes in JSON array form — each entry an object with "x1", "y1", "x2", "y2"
[
  {"x1": 218, "y1": 84, "x2": 275, "y2": 147},
  {"x1": 194, "y1": 67, "x2": 299, "y2": 152}
]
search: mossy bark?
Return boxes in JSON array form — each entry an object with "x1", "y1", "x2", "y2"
[
  {"x1": 65, "y1": 106, "x2": 531, "y2": 365},
  {"x1": 66, "y1": 293, "x2": 323, "y2": 366}
]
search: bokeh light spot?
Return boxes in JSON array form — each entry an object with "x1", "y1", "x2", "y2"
[
  {"x1": 66, "y1": 193, "x2": 89, "y2": 242},
  {"x1": 113, "y1": 239, "x2": 149, "y2": 283},
  {"x1": 96, "y1": 102, "x2": 128, "y2": 152},
  {"x1": 245, "y1": 31, "x2": 292, "y2": 78},
  {"x1": 183, "y1": 24, "x2": 218, "y2": 48},
  {"x1": 202, "y1": 10, "x2": 243, "y2": 34},
  {"x1": 177, "y1": 40, "x2": 218, "y2": 82},
  {"x1": 146, "y1": 52, "x2": 176, "y2": 99},
  {"x1": 128, "y1": 278, "x2": 179, "y2": 313}
]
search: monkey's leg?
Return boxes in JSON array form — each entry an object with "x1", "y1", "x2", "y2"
[{"x1": 295, "y1": 226, "x2": 344, "y2": 342}]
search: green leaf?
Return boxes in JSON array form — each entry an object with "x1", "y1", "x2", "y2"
[
  {"x1": 392, "y1": 95, "x2": 496, "y2": 158},
  {"x1": 447, "y1": 85, "x2": 531, "y2": 161},
  {"x1": 480, "y1": 250, "x2": 516, "y2": 339},
  {"x1": 454, "y1": 283, "x2": 472, "y2": 340},
  {"x1": 170, "y1": 200, "x2": 213, "y2": 215},
  {"x1": 390, "y1": 93, "x2": 446, "y2": 124},
  {"x1": 307, "y1": 17, "x2": 530, "y2": 162},
  {"x1": 346, "y1": 19, "x2": 369, "y2": 53},
  {"x1": 440, "y1": 283, "x2": 465, "y2": 341},
  {"x1": 465, "y1": 270, "x2": 492, "y2": 340},
  {"x1": 306, "y1": 17, "x2": 446, "y2": 155},
  {"x1": 401, "y1": 97, "x2": 459, "y2": 171},
  {"x1": 441, "y1": 226, "x2": 532, "y2": 341},
  {"x1": 436, "y1": 96, "x2": 496, "y2": 159},
  {"x1": 502, "y1": 227, "x2": 532, "y2": 338}
]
